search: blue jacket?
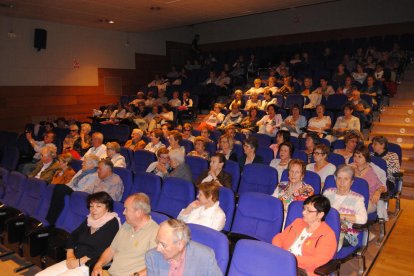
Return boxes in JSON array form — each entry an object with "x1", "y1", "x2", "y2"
[{"x1": 145, "y1": 240, "x2": 222, "y2": 276}]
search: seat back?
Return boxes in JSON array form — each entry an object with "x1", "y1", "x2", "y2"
[
  {"x1": 113, "y1": 201, "x2": 126, "y2": 224},
  {"x1": 133, "y1": 150, "x2": 157, "y2": 173},
  {"x1": 256, "y1": 147, "x2": 274, "y2": 165},
  {"x1": 325, "y1": 94, "x2": 348, "y2": 111},
  {"x1": 155, "y1": 177, "x2": 195, "y2": 218},
  {"x1": 120, "y1": 147, "x2": 134, "y2": 171},
  {"x1": 179, "y1": 140, "x2": 194, "y2": 154},
  {"x1": 284, "y1": 94, "x2": 305, "y2": 109},
  {"x1": 228, "y1": 239, "x2": 297, "y2": 276},
  {"x1": 69, "y1": 159, "x2": 82, "y2": 173},
  {"x1": 239, "y1": 164, "x2": 278, "y2": 195},
  {"x1": 250, "y1": 133, "x2": 272, "y2": 148},
  {"x1": 188, "y1": 224, "x2": 229, "y2": 275},
  {"x1": 185, "y1": 156, "x2": 208, "y2": 183},
  {"x1": 0, "y1": 146, "x2": 20, "y2": 170},
  {"x1": 292, "y1": 150, "x2": 307, "y2": 162},
  {"x1": 18, "y1": 178, "x2": 48, "y2": 217},
  {"x1": 3, "y1": 171, "x2": 27, "y2": 207},
  {"x1": 205, "y1": 142, "x2": 217, "y2": 157},
  {"x1": 131, "y1": 172, "x2": 162, "y2": 208},
  {"x1": 281, "y1": 169, "x2": 321, "y2": 194},
  {"x1": 327, "y1": 153, "x2": 345, "y2": 167},
  {"x1": 33, "y1": 184, "x2": 55, "y2": 226},
  {"x1": 113, "y1": 167, "x2": 133, "y2": 202},
  {"x1": 223, "y1": 160, "x2": 240, "y2": 193},
  {"x1": 231, "y1": 192, "x2": 283, "y2": 242},
  {"x1": 55, "y1": 192, "x2": 89, "y2": 233},
  {"x1": 219, "y1": 187, "x2": 235, "y2": 232},
  {"x1": 0, "y1": 167, "x2": 9, "y2": 199},
  {"x1": 151, "y1": 211, "x2": 170, "y2": 224}
]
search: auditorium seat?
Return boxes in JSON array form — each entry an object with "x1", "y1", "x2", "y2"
[
  {"x1": 130, "y1": 172, "x2": 162, "y2": 208},
  {"x1": 238, "y1": 164, "x2": 278, "y2": 195}
]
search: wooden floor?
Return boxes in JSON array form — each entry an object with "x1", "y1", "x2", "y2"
[{"x1": 369, "y1": 198, "x2": 414, "y2": 275}]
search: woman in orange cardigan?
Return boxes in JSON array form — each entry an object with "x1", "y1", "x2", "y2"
[
  {"x1": 51, "y1": 153, "x2": 76, "y2": 185},
  {"x1": 272, "y1": 195, "x2": 337, "y2": 276}
]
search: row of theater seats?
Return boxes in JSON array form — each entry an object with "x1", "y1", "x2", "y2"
[{"x1": 0, "y1": 165, "x2": 377, "y2": 275}]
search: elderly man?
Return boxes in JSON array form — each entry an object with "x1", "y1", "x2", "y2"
[
  {"x1": 349, "y1": 90, "x2": 372, "y2": 128},
  {"x1": 166, "y1": 149, "x2": 192, "y2": 182},
  {"x1": 92, "y1": 193, "x2": 159, "y2": 276},
  {"x1": 124, "y1": 129, "x2": 146, "y2": 151},
  {"x1": 82, "y1": 132, "x2": 107, "y2": 159},
  {"x1": 20, "y1": 130, "x2": 56, "y2": 175},
  {"x1": 28, "y1": 144, "x2": 59, "y2": 183},
  {"x1": 145, "y1": 219, "x2": 222, "y2": 276},
  {"x1": 46, "y1": 154, "x2": 101, "y2": 225},
  {"x1": 63, "y1": 124, "x2": 80, "y2": 151},
  {"x1": 84, "y1": 159, "x2": 124, "y2": 201}
]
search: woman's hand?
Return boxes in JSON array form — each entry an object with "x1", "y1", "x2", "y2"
[
  {"x1": 66, "y1": 258, "x2": 79, "y2": 269},
  {"x1": 156, "y1": 163, "x2": 168, "y2": 174},
  {"x1": 371, "y1": 190, "x2": 381, "y2": 204},
  {"x1": 188, "y1": 200, "x2": 201, "y2": 209}
]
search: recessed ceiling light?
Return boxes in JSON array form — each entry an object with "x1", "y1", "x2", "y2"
[{"x1": 107, "y1": 20, "x2": 115, "y2": 24}]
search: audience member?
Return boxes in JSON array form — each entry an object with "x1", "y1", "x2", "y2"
[
  {"x1": 92, "y1": 193, "x2": 159, "y2": 276},
  {"x1": 165, "y1": 149, "x2": 192, "y2": 183},
  {"x1": 124, "y1": 129, "x2": 146, "y2": 151},
  {"x1": 51, "y1": 153, "x2": 76, "y2": 185},
  {"x1": 332, "y1": 103, "x2": 361, "y2": 139},
  {"x1": 197, "y1": 103, "x2": 225, "y2": 131},
  {"x1": 36, "y1": 192, "x2": 120, "y2": 276},
  {"x1": 257, "y1": 104, "x2": 282, "y2": 137},
  {"x1": 269, "y1": 130, "x2": 291, "y2": 158},
  {"x1": 106, "y1": 142, "x2": 126, "y2": 168},
  {"x1": 307, "y1": 144, "x2": 336, "y2": 186},
  {"x1": 82, "y1": 132, "x2": 107, "y2": 159},
  {"x1": 306, "y1": 104, "x2": 331, "y2": 138},
  {"x1": 73, "y1": 123, "x2": 92, "y2": 156},
  {"x1": 281, "y1": 105, "x2": 307, "y2": 137},
  {"x1": 28, "y1": 144, "x2": 60, "y2": 183},
  {"x1": 196, "y1": 153, "x2": 232, "y2": 188},
  {"x1": 144, "y1": 129, "x2": 166, "y2": 154},
  {"x1": 333, "y1": 131, "x2": 361, "y2": 163},
  {"x1": 178, "y1": 181, "x2": 226, "y2": 231},
  {"x1": 188, "y1": 136, "x2": 210, "y2": 160},
  {"x1": 145, "y1": 219, "x2": 221, "y2": 275},
  {"x1": 239, "y1": 136, "x2": 263, "y2": 170}
]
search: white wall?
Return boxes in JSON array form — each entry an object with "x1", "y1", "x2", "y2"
[
  {"x1": 194, "y1": 0, "x2": 413, "y2": 44},
  {"x1": 0, "y1": 16, "x2": 192, "y2": 86}
]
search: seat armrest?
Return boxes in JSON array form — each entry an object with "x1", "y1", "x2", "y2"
[
  {"x1": 380, "y1": 192, "x2": 389, "y2": 200},
  {"x1": 227, "y1": 232, "x2": 258, "y2": 244},
  {"x1": 352, "y1": 222, "x2": 370, "y2": 230},
  {"x1": 314, "y1": 259, "x2": 341, "y2": 275}
]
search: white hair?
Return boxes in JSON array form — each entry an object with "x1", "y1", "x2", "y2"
[{"x1": 168, "y1": 149, "x2": 185, "y2": 164}]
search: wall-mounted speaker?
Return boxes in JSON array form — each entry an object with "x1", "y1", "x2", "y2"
[{"x1": 34, "y1": 28, "x2": 47, "y2": 51}]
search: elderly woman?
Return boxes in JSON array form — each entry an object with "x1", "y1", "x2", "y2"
[
  {"x1": 165, "y1": 149, "x2": 192, "y2": 183},
  {"x1": 272, "y1": 159, "x2": 314, "y2": 212},
  {"x1": 269, "y1": 130, "x2": 290, "y2": 158},
  {"x1": 178, "y1": 181, "x2": 226, "y2": 231},
  {"x1": 144, "y1": 129, "x2": 166, "y2": 154},
  {"x1": 350, "y1": 145, "x2": 387, "y2": 217},
  {"x1": 219, "y1": 103, "x2": 243, "y2": 130},
  {"x1": 270, "y1": 142, "x2": 294, "y2": 182},
  {"x1": 72, "y1": 123, "x2": 92, "y2": 157},
  {"x1": 51, "y1": 153, "x2": 76, "y2": 185},
  {"x1": 281, "y1": 104, "x2": 307, "y2": 137},
  {"x1": 307, "y1": 144, "x2": 336, "y2": 187},
  {"x1": 167, "y1": 130, "x2": 185, "y2": 157},
  {"x1": 272, "y1": 195, "x2": 336, "y2": 276},
  {"x1": 244, "y1": 92, "x2": 262, "y2": 111},
  {"x1": 182, "y1": 123, "x2": 195, "y2": 142},
  {"x1": 228, "y1": 90, "x2": 245, "y2": 110},
  {"x1": 245, "y1": 78, "x2": 264, "y2": 96},
  {"x1": 303, "y1": 133, "x2": 319, "y2": 164},
  {"x1": 124, "y1": 129, "x2": 146, "y2": 151},
  {"x1": 46, "y1": 154, "x2": 101, "y2": 225},
  {"x1": 217, "y1": 134, "x2": 238, "y2": 161},
  {"x1": 106, "y1": 142, "x2": 126, "y2": 168},
  {"x1": 333, "y1": 131, "x2": 361, "y2": 164},
  {"x1": 332, "y1": 103, "x2": 361, "y2": 139},
  {"x1": 307, "y1": 104, "x2": 332, "y2": 138},
  {"x1": 197, "y1": 103, "x2": 225, "y2": 131},
  {"x1": 371, "y1": 136, "x2": 400, "y2": 191},
  {"x1": 240, "y1": 107, "x2": 260, "y2": 137},
  {"x1": 323, "y1": 165, "x2": 368, "y2": 250},
  {"x1": 146, "y1": 148, "x2": 170, "y2": 178},
  {"x1": 28, "y1": 144, "x2": 60, "y2": 183},
  {"x1": 196, "y1": 153, "x2": 232, "y2": 189},
  {"x1": 36, "y1": 192, "x2": 120, "y2": 276},
  {"x1": 188, "y1": 136, "x2": 210, "y2": 160},
  {"x1": 257, "y1": 104, "x2": 283, "y2": 137},
  {"x1": 239, "y1": 136, "x2": 263, "y2": 170}
]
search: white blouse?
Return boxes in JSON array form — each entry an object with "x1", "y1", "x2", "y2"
[
  {"x1": 306, "y1": 163, "x2": 336, "y2": 184},
  {"x1": 177, "y1": 201, "x2": 226, "y2": 231}
]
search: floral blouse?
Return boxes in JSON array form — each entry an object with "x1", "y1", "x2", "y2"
[{"x1": 272, "y1": 181, "x2": 314, "y2": 211}]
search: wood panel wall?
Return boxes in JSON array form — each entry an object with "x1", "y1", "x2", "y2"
[{"x1": 0, "y1": 53, "x2": 168, "y2": 133}]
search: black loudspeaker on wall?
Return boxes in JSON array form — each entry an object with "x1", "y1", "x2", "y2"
[{"x1": 34, "y1": 28, "x2": 47, "y2": 51}]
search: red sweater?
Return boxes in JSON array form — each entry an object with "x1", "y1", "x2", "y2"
[{"x1": 272, "y1": 218, "x2": 337, "y2": 276}]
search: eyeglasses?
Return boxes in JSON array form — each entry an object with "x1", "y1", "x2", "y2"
[
  {"x1": 303, "y1": 207, "x2": 319, "y2": 213},
  {"x1": 313, "y1": 151, "x2": 325, "y2": 155},
  {"x1": 70, "y1": 129, "x2": 78, "y2": 132}
]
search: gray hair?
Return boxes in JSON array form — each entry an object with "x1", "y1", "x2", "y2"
[
  {"x1": 162, "y1": 219, "x2": 191, "y2": 244},
  {"x1": 335, "y1": 164, "x2": 355, "y2": 180},
  {"x1": 83, "y1": 154, "x2": 100, "y2": 167},
  {"x1": 132, "y1": 128, "x2": 143, "y2": 137},
  {"x1": 92, "y1": 132, "x2": 104, "y2": 142},
  {"x1": 168, "y1": 149, "x2": 185, "y2": 165},
  {"x1": 81, "y1": 123, "x2": 91, "y2": 133},
  {"x1": 127, "y1": 193, "x2": 151, "y2": 215},
  {"x1": 42, "y1": 144, "x2": 57, "y2": 158}
]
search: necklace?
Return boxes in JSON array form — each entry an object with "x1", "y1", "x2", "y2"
[{"x1": 356, "y1": 165, "x2": 368, "y2": 176}]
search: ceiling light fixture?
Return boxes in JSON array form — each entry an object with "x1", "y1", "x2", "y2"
[{"x1": 107, "y1": 20, "x2": 115, "y2": 24}]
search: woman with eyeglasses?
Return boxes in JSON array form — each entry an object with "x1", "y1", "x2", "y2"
[
  {"x1": 272, "y1": 195, "x2": 336, "y2": 276},
  {"x1": 333, "y1": 131, "x2": 361, "y2": 164},
  {"x1": 323, "y1": 165, "x2": 367, "y2": 250},
  {"x1": 306, "y1": 144, "x2": 336, "y2": 187},
  {"x1": 270, "y1": 142, "x2": 293, "y2": 182},
  {"x1": 239, "y1": 136, "x2": 263, "y2": 170},
  {"x1": 146, "y1": 148, "x2": 171, "y2": 178},
  {"x1": 272, "y1": 159, "x2": 314, "y2": 213}
]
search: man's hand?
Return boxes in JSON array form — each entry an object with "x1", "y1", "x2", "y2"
[
  {"x1": 92, "y1": 264, "x2": 103, "y2": 276},
  {"x1": 66, "y1": 258, "x2": 79, "y2": 269}
]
